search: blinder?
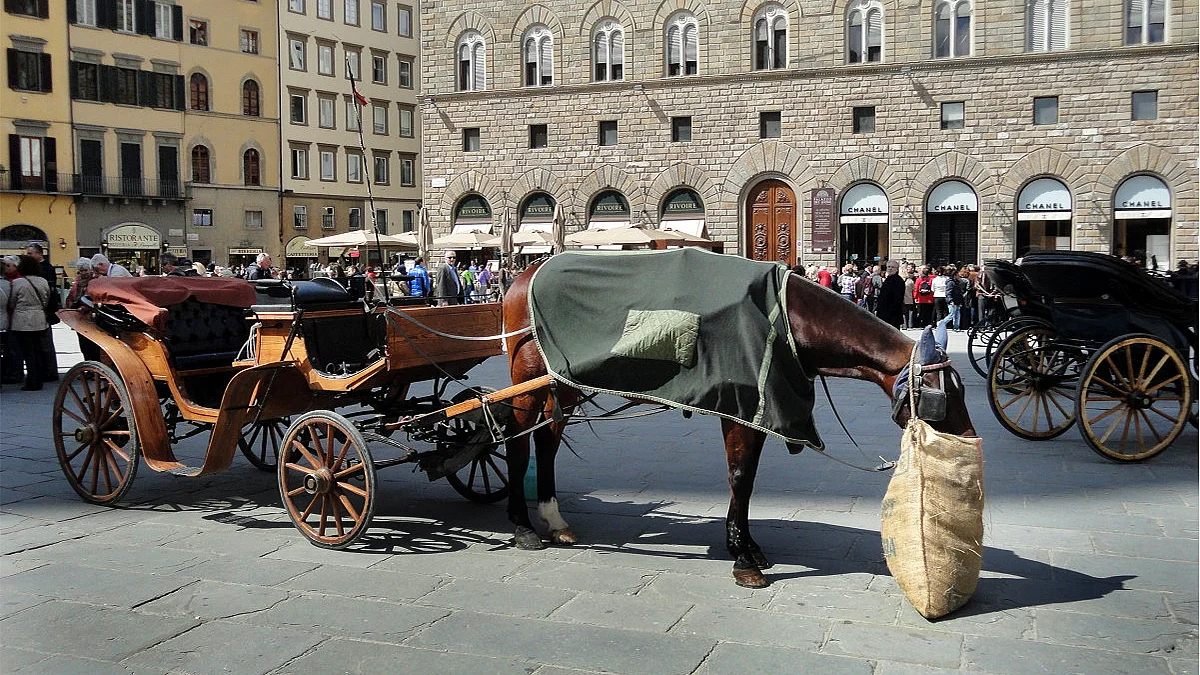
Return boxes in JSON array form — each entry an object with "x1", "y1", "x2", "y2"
[{"x1": 892, "y1": 361, "x2": 951, "y2": 424}]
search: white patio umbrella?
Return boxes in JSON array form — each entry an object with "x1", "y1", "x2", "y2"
[
  {"x1": 417, "y1": 206, "x2": 433, "y2": 262},
  {"x1": 432, "y1": 230, "x2": 498, "y2": 249},
  {"x1": 304, "y1": 229, "x2": 419, "y2": 248},
  {"x1": 565, "y1": 225, "x2": 686, "y2": 247},
  {"x1": 551, "y1": 203, "x2": 567, "y2": 255}
]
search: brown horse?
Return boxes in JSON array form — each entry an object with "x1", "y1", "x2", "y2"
[{"x1": 501, "y1": 261, "x2": 978, "y2": 588}]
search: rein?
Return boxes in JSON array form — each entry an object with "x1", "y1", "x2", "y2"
[{"x1": 810, "y1": 374, "x2": 896, "y2": 473}]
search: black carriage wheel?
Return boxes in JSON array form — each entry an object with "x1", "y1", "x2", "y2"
[
  {"x1": 967, "y1": 323, "x2": 998, "y2": 378},
  {"x1": 982, "y1": 318, "x2": 1050, "y2": 379},
  {"x1": 1076, "y1": 334, "x2": 1191, "y2": 462},
  {"x1": 278, "y1": 411, "x2": 376, "y2": 548},
  {"x1": 239, "y1": 417, "x2": 290, "y2": 471},
  {"x1": 442, "y1": 388, "x2": 511, "y2": 504},
  {"x1": 53, "y1": 362, "x2": 140, "y2": 505},
  {"x1": 987, "y1": 326, "x2": 1080, "y2": 440}
]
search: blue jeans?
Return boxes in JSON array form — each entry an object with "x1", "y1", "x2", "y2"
[
  {"x1": 948, "y1": 303, "x2": 961, "y2": 330},
  {"x1": 934, "y1": 313, "x2": 954, "y2": 351}
]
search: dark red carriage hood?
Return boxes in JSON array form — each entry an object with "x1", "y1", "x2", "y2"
[{"x1": 86, "y1": 276, "x2": 257, "y2": 332}]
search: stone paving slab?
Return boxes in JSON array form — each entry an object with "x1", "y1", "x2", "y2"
[
  {"x1": 122, "y1": 621, "x2": 326, "y2": 675},
  {"x1": 0, "y1": 601, "x2": 199, "y2": 662},
  {"x1": 697, "y1": 640, "x2": 875, "y2": 675}
]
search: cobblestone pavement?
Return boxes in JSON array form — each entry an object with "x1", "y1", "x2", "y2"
[{"x1": 1, "y1": 324, "x2": 1196, "y2": 674}]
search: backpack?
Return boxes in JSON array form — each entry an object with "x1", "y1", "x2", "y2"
[{"x1": 918, "y1": 276, "x2": 933, "y2": 296}]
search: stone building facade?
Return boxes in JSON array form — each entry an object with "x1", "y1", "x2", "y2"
[{"x1": 419, "y1": 0, "x2": 1198, "y2": 269}]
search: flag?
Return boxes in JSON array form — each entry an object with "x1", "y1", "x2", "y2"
[{"x1": 352, "y1": 86, "x2": 368, "y2": 109}]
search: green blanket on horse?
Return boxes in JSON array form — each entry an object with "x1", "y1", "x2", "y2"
[{"x1": 527, "y1": 248, "x2": 824, "y2": 451}]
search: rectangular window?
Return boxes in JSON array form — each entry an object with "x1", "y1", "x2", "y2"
[
  {"x1": 288, "y1": 0, "x2": 304, "y2": 13},
  {"x1": 349, "y1": 207, "x2": 362, "y2": 229},
  {"x1": 376, "y1": 209, "x2": 388, "y2": 233},
  {"x1": 154, "y1": 2, "x2": 174, "y2": 39},
  {"x1": 397, "y1": 4, "x2": 413, "y2": 36},
  {"x1": 73, "y1": 61, "x2": 100, "y2": 100},
  {"x1": 18, "y1": 136, "x2": 44, "y2": 182},
  {"x1": 320, "y1": 150, "x2": 336, "y2": 180},
  {"x1": 294, "y1": 205, "x2": 308, "y2": 229},
  {"x1": 671, "y1": 116, "x2": 692, "y2": 142},
  {"x1": 192, "y1": 209, "x2": 214, "y2": 227},
  {"x1": 400, "y1": 156, "x2": 415, "y2": 186},
  {"x1": 245, "y1": 210, "x2": 263, "y2": 229},
  {"x1": 289, "y1": 38, "x2": 306, "y2": 70},
  {"x1": 318, "y1": 44, "x2": 334, "y2": 76},
  {"x1": 372, "y1": 103, "x2": 387, "y2": 134},
  {"x1": 402, "y1": 209, "x2": 414, "y2": 232},
  {"x1": 322, "y1": 206, "x2": 335, "y2": 229},
  {"x1": 598, "y1": 120, "x2": 618, "y2": 146},
  {"x1": 346, "y1": 98, "x2": 361, "y2": 131},
  {"x1": 462, "y1": 127, "x2": 481, "y2": 152},
  {"x1": 371, "y1": 0, "x2": 385, "y2": 30},
  {"x1": 317, "y1": 0, "x2": 332, "y2": 19},
  {"x1": 8, "y1": 51, "x2": 49, "y2": 93},
  {"x1": 151, "y1": 72, "x2": 174, "y2": 109},
  {"x1": 397, "y1": 57, "x2": 413, "y2": 88},
  {"x1": 399, "y1": 105, "x2": 414, "y2": 137},
  {"x1": 852, "y1": 106, "x2": 876, "y2": 133},
  {"x1": 1033, "y1": 95, "x2": 1058, "y2": 124},
  {"x1": 189, "y1": 19, "x2": 208, "y2": 46},
  {"x1": 1131, "y1": 90, "x2": 1158, "y2": 120},
  {"x1": 347, "y1": 153, "x2": 362, "y2": 182},
  {"x1": 240, "y1": 29, "x2": 259, "y2": 54},
  {"x1": 372, "y1": 54, "x2": 387, "y2": 84},
  {"x1": 344, "y1": 0, "x2": 359, "y2": 24},
  {"x1": 373, "y1": 155, "x2": 389, "y2": 184},
  {"x1": 529, "y1": 124, "x2": 548, "y2": 149},
  {"x1": 940, "y1": 101, "x2": 964, "y2": 130},
  {"x1": 318, "y1": 96, "x2": 335, "y2": 128},
  {"x1": 6, "y1": 0, "x2": 43, "y2": 17},
  {"x1": 290, "y1": 93, "x2": 307, "y2": 124},
  {"x1": 345, "y1": 50, "x2": 360, "y2": 80},
  {"x1": 115, "y1": 67, "x2": 138, "y2": 105},
  {"x1": 291, "y1": 148, "x2": 309, "y2": 179},
  {"x1": 76, "y1": 0, "x2": 98, "y2": 25},
  {"x1": 759, "y1": 111, "x2": 781, "y2": 139},
  {"x1": 117, "y1": 0, "x2": 135, "y2": 31}
]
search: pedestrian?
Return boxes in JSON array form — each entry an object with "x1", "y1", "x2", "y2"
[
  {"x1": 25, "y1": 243, "x2": 60, "y2": 381},
  {"x1": 838, "y1": 264, "x2": 857, "y2": 303},
  {"x1": 8, "y1": 255, "x2": 50, "y2": 390},
  {"x1": 408, "y1": 257, "x2": 430, "y2": 299},
  {"x1": 246, "y1": 253, "x2": 273, "y2": 281},
  {"x1": 932, "y1": 266, "x2": 950, "y2": 324},
  {"x1": 875, "y1": 260, "x2": 905, "y2": 330},
  {"x1": 460, "y1": 263, "x2": 477, "y2": 303},
  {"x1": 91, "y1": 253, "x2": 132, "y2": 277},
  {"x1": 65, "y1": 258, "x2": 103, "y2": 361},
  {"x1": 476, "y1": 263, "x2": 492, "y2": 301},
  {"x1": 434, "y1": 251, "x2": 463, "y2": 306},
  {"x1": 946, "y1": 266, "x2": 965, "y2": 331},
  {"x1": 816, "y1": 265, "x2": 833, "y2": 289},
  {"x1": 914, "y1": 265, "x2": 935, "y2": 328},
  {"x1": 902, "y1": 266, "x2": 916, "y2": 330}
]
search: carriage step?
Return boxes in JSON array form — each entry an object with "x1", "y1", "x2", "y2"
[{"x1": 166, "y1": 466, "x2": 203, "y2": 477}]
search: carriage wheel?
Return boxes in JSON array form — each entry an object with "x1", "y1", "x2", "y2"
[
  {"x1": 1076, "y1": 334, "x2": 1191, "y2": 462},
  {"x1": 278, "y1": 411, "x2": 376, "y2": 548},
  {"x1": 967, "y1": 323, "x2": 999, "y2": 378},
  {"x1": 239, "y1": 417, "x2": 290, "y2": 471},
  {"x1": 53, "y1": 362, "x2": 140, "y2": 505},
  {"x1": 981, "y1": 318, "x2": 1051, "y2": 379},
  {"x1": 442, "y1": 389, "x2": 510, "y2": 504},
  {"x1": 988, "y1": 326, "x2": 1081, "y2": 440}
]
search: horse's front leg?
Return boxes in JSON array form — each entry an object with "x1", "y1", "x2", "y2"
[
  {"x1": 721, "y1": 419, "x2": 771, "y2": 588},
  {"x1": 533, "y1": 387, "x2": 578, "y2": 545},
  {"x1": 505, "y1": 392, "x2": 545, "y2": 550}
]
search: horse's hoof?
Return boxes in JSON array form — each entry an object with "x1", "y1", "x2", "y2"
[
  {"x1": 549, "y1": 527, "x2": 577, "y2": 545},
  {"x1": 513, "y1": 527, "x2": 545, "y2": 550},
  {"x1": 752, "y1": 551, "x2": 773, "y2": 570},
  {"x1": 733, "y1": 567, "x2": 769, "y2": 588}
]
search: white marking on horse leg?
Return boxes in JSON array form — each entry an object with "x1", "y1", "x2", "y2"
[{"x1": 538, "y1": 497, "x2": 569, "y2": 532}]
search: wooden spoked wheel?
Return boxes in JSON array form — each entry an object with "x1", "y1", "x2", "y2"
[
  {"x1": 966, "y1": 323, "x2": 998, "y2": 378},
  {"x1": 1076, "y1": 335, "x2": 1191, "y2": 462},
  {"x1": 988, "y1": 326, "x2": 1081, "y2": 440},
  {"x1": 53, "y1": 362, "x2": 140, "y2": 505},
  {"x1": 278, "y1": 411, "x2": 376, "y2": 548},
  {"x1": 239, "y1": 417, "x2": 290, "y2": 471},
  {"x1": 443, "y1": 389, "x2": 510, "y2": 504}
]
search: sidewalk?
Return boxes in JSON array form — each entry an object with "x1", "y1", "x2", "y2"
[{"x1": 0, "y1": 325, "x2": 1196, "y2": 674}]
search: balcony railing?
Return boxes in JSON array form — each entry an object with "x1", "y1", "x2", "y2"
[{"x1": 1, "y1": 172, "x2": 188, "y2": 200}]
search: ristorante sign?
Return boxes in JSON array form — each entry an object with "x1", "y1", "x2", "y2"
[{"x1": 106, "y1": 223, "x2": 161, "y2": 249}]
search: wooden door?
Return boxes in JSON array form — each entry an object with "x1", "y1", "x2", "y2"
[{"x1": 746, "y1": 180, "x2": 796, "y2": 267}]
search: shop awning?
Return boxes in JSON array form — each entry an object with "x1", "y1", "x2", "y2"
[{"x1": 1018, "y1": 178, "x2": 1072, "y2": 221}]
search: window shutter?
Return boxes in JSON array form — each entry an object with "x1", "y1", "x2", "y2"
[
  {"x1": 8, "y1": 135, "x2": 22, "y2": 190},
  {"x1": 684, "y1": 24, "x2": 697, "y2": 63},
  {"x1": 667, "y1": 25, "x2": 681, "y2": 68},
  {"x1": 524, "y1": 38, "x2": 536, "y2": 67},
  {"x1": 174, "y1": 74, "x2": 184, "y2": 110},
  {"x1": 44, "y1": 136, "x2": 57, "y2": 192},
  {"x1": 472, "y1": 42, "x2": 484, "y2": 90},
  {"x1": 98, "y1": 0, "x2": 116, "y2": 29},
  {"x1": 1049, "y1": 0, "x2": 1067, "y2": 50},
  {"x1": 37, "y1": 0, "x2": 48, "y2": 18},
  {"x1": 99, "y1": 64, "x2": 115, "y2": 102},
  {"x1": 6, "y1": 49, "x2": 18, "y2": 90},
  {"x1": 172, "y1": 4, "x2": 182, "y2": 41},
  {"x1": 68, "y1": 0, "x2": 77, "y2": 23},
  {"x1": 69, "y1": 61, "x2": 79, "y2": 98},
  {"x1": 611, "y1": 30, "x2": 624, "y2": 69},
  {"x1": 867, "y1": 10, "x2": 881, "y2": 52},
  {"x1": 539, "y1": 37, "x2": 552, "y2": 83},
  {"x1": 1028, "y1": 0, "x2": 1046, "y2": 50},
  {"x1": 39, "y1": 53, "x2": 52, "y2": 92},
  {"x1": 1127, "y1": 0, "x2": 1144, "y2": 27},
  {"x1": 137, "y1": 69, "x2": 152, "y2": 106},
  {"x1": 136, "y1": 0, "x2": 153, "y2": 35}
]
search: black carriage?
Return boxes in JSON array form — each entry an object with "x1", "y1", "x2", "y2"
[
  {"x1": 966, "y1": 260, "x2": 1055, "y2": 377},
  {"x1": 985, "y1": 250, "x2": 1197, "y2": 461}
]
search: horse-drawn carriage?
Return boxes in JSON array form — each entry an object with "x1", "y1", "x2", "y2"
[
  {"x1": 53, "y1": 275, "x2": 541, "y2": 547},
  {"x1": 982, "y1": 250, "x2": 1197, "y2": 461}
]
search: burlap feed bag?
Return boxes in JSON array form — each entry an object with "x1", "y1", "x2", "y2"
[{"x1": 881, "y1": 365, "x2": 984, "y2": 619}]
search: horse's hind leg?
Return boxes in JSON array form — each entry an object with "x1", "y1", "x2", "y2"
[
  {"x1": 722, "y1": 419, "x2": 771, "y2": 588},
  {"x1": 506, "y1": 392, "x2": 545, "y2": 550},
  {"x1": 534, "y1": 387, "x2": 579, "y2": 546}
]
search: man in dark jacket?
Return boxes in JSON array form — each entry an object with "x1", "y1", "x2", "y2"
[
  {"x1": 246, "y1": 253, "x2": 273, "y2": 280},
  {"x1": 875, "y1": 260, "x2": 905, "y2": 330},
  {"x1": 25, "y1": 242, "x2": 59, "y2": 381},
  {"x1": 434, "y1": 251, "x2": 462, "y2": 306}
]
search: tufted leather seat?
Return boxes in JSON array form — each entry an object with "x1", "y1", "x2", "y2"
[{"x1": 164, "y1": 298, "x2": 252, "y2": 370}]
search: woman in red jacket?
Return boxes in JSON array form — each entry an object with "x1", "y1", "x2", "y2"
[{"x1": 913, "y1": 265, "x2": 936, "y2": 328}]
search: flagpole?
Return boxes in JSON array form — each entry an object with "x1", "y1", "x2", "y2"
[{"x1": 348, "y1": 63, "x2": 389, "y2": 303}]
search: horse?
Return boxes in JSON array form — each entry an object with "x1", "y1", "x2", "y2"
[{"x1": 500, "y1": 260, "x2": 978, "y2": 588}]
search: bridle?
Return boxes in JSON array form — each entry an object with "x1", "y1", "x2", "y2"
[{"x1": 891, "y1": 352, "x2": 957, "y2": 425}]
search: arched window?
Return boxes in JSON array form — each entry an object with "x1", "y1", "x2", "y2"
[
  {"x1": 847, "y1": 1, "x2": 883, "y2": 63},
  {"x1": 1126, "y1": 0, "x2": 1165, "y2": 44},
  {"x1": 191, "y1": 146, "x2": 211, "y2": 183},
  {"x1": 243, "y1": 149, "x2": 261, "y2": 186},
  {"x1": 753, "y1": 4, "x2": 788, "y2": 70},
  {"x1": 1028, "y1": 0, "x2": 1069, "y2": 51},
  {"x1": 457, "y1": 31, "x2": 486, "y2": 91},
  {"x1": 666, "y1": 12, "x2": 699, "y2": 76},
  {"x1": 522, "y1": 26, "x2": 553, "y2": 86},
  {"x1": 934, "y1": 0, "x2": 971, "y2": 57},
  {"x1": 593, "y1": 20, "x2": 625, "y2": 81},
  {"x1": 242, "y1": 80, "x2": 260, "y2": 116},
  {"x1": 189, "y1": 73, "x2": 209, "y2": 111}
]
